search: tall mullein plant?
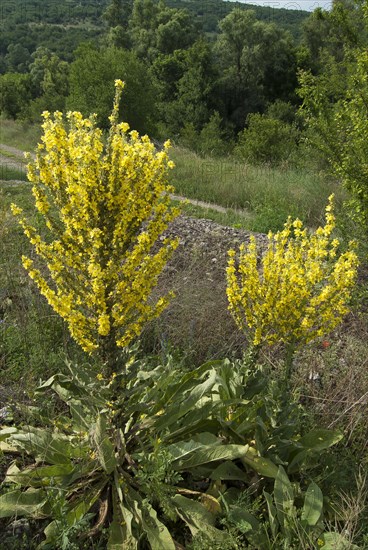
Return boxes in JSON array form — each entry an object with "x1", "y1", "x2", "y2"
[
  {"x1": 11, "y1": 80, "x2": 179, "y2": 374},
  {"x1": 226, "y1": 196, "x2": 358, "y2": 383}
]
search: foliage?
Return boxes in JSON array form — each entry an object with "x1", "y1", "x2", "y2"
[
  {"x1": 0, "y1": 73, "x2": 32, "y2": 119},
  {"x1": 215, "y1": 9, "x2": 298, "y2": 133},
  {"x1": 226, "y1": 196, "x2": 358, "y2": 348},
  {"x1": 299, "y1": 35, "x2": 368, "y2": 234},
  {"x1": 11, "y1": 82, "x2": 179, "y2": 366},
  {"x1": 67, "y1": 44, "x2": 157, "y2": 133},
  {"x1": 178, "y1": 112, "x2": 230, "y2": 158},
  {"x1": 234, "y1": 113, "x2": 299, "y2": 166},
  {"x1": 0, "y1": 355, "x2": 346, "y2": 548}
]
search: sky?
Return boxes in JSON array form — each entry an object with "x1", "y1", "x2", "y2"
[{"x1": 232, "y1": 0, "x2": 332, "y2": 11}]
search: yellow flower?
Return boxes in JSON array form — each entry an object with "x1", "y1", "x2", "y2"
[
  {"x1": 11, "y1": 81, "x2": 179, "y2": 355},
  {"x1": 226, "y1": 196, "x2": 358, "y2": 347}
]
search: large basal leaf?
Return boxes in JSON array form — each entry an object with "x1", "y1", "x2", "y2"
[
  {"x1": 107, "y1": 490, "x2": 138, "y2": 550},
  {"x1": 154, "y1": 369, "x2": 218, "y2": 431},
  {"x1": 287, "y1": 449, "x2": 308, "y2": 473},
  {"x1": 5, "y1": 463, "x2": 75, "y2": 488},
  {"x1": 301, "y1": 481, "x2": 323, "y2": 527},
  {"x1": 93, "y1": 414, "x2": 117, "y2": 474},
  {"x1": 69, "y1": 399, "x2": 94, "y2": 431},
  {"x1": 159, "y1": 362, "x2": 222, "y2": 405},
  {"x1": 0, "y1": 488, "x2": 48, "y2": 518},
  {"x1": 298, "y1": 429, "x2": 343, "y2": 452},
  {"x1": 289, "y1": 429, "x2": 339, "y2": 475},
  {"x1": 141, "y1": 504, "x2": 176, "y2": 550},
  {"x1": 227, "y1": 505, "x2": 260, "y2": 532},
  {"x1": 167, "y1": 403, "x2": 222, "y2": 442},
  {"x1": 273, "y1": 466, "x2": 295, "y2": 530},
  {"x1": 264, "y1": 491, "x2": 278, "y2": 538},
  {"x1": 172, "y1": 494, "x2": 231, "y2": 542},
  {"x1": 9, "y1": 427, "x2": 77, "y2": 464},
  {"x1": 168, "y1": 418, "x2": 223, "y2": 443},
  {"x1": 210, "y1": 460, "x2": 249, "y2": 482},
  {"x1": 0, "y1": 427, "x2": 18, "y2": 441},
  {"x1": 170, "y1": 440, "x2": 250, "y2": 470},
  {"x1": 321, "y1": 532, "x2": 360, "y2": 549},
  {"x1": 241, "y1": 447, "x2": 279, "y2": 478}
]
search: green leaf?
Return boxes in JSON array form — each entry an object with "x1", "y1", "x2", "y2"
[
  {"x1": 242, "y1": 448, "x2": 279, "y2": 478},
  {"x1": 227, "y1": 505, "x2": 259, "y2": 532},
  {"x1": 154, "y1": 369, "x2": 218, "y2": 431},
  {"x1": 301, "y1": 481, "x2": 323, "y2": 527},
  {"x1": 5, "y1": 463, "x2": 75, "y2": 488},
  {"x1": 287, "y1": 449, "x2": 308, "y2": 473},
  {"x1": 264, "y1": 491, "x2": 278, "y2": 538},
  {"x1": 273, "y1": 466, "x2": 294, "y2": 530},
  {"x1": 0, "y1": 488, "x2": 48, "y2": 518},
  {"x1": 10, "y1": 427, "x2": 76, "y2": 464},
  {"x1": 0, "y1": 427, "x2": 17, "y2": 441},
  {"x1": 170, "y1": 440, "x2": 250, "y2": 470},
  {"x1": 299, "y1": 429, "x2": 343, "y2": 452},
  {"x1": 210, "y1": 461, "x2": 249, "y2": 482},
  {"x1": 69, "y1": 400, "x2": 93, "y2": 431},
  {"x1": 93, "y1": 414, "x2": 117, "y2": 474},
  {"x1": 321, "y1": 532, "x2": 360, "y2": 549},
  {"x1": 141, "y1": 504, "x2": 176, "y2": 550},
  {"x1": 108, "y1": 490, "x2": 137, "y2": 549},
  {"x1": 172, "y1": 495, "x2": 231, "y2": 542}
]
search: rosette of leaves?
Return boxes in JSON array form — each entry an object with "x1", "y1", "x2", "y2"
[{"x1": 0, "y1": 356, "x2": 345, "y2": 548}]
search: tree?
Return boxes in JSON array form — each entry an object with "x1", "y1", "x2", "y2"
[
  {"x1": 298, "y1": 5, "x2": 368, "y2": 232},
  {"x1": 67, "y1": 44, "x2": 156, "y2": 134},
  {"x1": 301, "y1": 1, "x2": 367, "y2": 72},
  {"x1": 0, "y1": 73, "x2": 31, "y2": 119},
  {"x1": 21, "y1": 47, "x2": 69, "y2": 121},
  {"x1": 104, "y1": 0, "x2": 132, "y2": 28},
  {"x1": 103, "y1": 0, "x2": 132, "y2": 49},
  {"x1": 214, "y1": 8, "x2": 297, "y2": 133},
  {"x1": 128, "y1": 0, "x2": 198, "y2": 60},
  {"x1": 4, "y1": 43, "x2": 31, "y2": 73},
  {"x1": 153, "y1": 39, "x2": 218, "y2": 137}
]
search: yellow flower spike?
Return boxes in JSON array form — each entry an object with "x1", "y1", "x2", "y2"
[
  {"x1": 226, "y1": 197, "x2": 358, "y2": 348},
  {"x1": 11, "y1": 86, "x2": 179, "y2": 359}
]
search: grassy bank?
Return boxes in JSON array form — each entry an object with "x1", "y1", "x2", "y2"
[
  {"x1": 169, "y1": 146, "x2": 343, "y2": 232},
  {"x1": 0, "y1": 119, "x2": 41, "y2": 151}
]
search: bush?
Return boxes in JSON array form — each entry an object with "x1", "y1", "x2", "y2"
[{"x1": 234, "y1": 113, "x2": 299, "y2": 166}]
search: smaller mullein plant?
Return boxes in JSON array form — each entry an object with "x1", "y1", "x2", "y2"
[{"x1": 226, "y1": 195, "x2": 358, "y2": 377}]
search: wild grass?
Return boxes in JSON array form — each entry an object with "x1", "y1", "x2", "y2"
[
  {"x1": 0, "y1": 164, "x2": 28, "y2": 182},
  {"x1": 0, "y1": 118, "x2": 41, "y2": 151},
  {"x1": 0, "y1": 182, "x2": 89, "y2": 388},
  {"x1": 169, "y1": 146, "x2": 344, "y2": 232}
]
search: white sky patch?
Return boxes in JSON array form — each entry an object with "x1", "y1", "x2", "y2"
[{"x1": 227, "y1": 0, "x2": 332, "y2": 12}]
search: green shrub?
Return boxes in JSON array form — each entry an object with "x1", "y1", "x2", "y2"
[{"x1": 235, "y1": 113, "x2": 299, "y2": 166}]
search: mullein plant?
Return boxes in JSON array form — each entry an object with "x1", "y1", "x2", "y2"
[
  {"x1": 226, "y1": 195, "x2": 358, "y2": 381},
  {"x1": 11, "y1": 80, "x2": 179, "y2": 374}
]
